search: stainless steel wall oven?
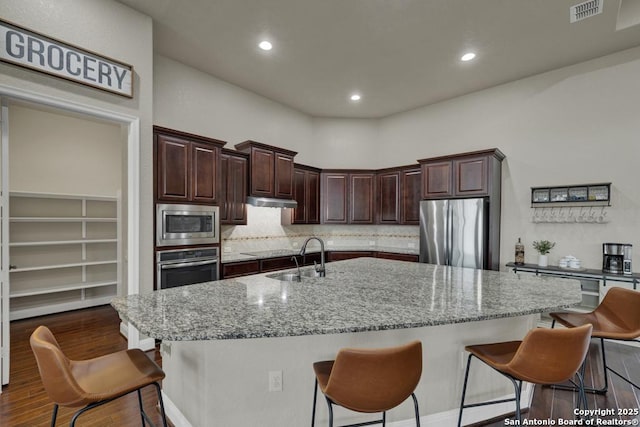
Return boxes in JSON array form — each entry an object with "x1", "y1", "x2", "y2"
[{"x1": 156, "y1": 247, "x2": 219, "y2": 289}]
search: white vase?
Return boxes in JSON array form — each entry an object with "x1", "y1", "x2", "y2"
[{"x1": 538, "y1": 254, "x2": 548, "y2": 267}]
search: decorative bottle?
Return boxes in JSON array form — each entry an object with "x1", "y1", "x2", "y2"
[{"x1": 515, "y1": 238, "x2": 525, "y2": 265}]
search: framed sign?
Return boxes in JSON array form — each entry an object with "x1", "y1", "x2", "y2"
[{"x1": 0, "y1": 18, "x2": 133, "y2": 98}]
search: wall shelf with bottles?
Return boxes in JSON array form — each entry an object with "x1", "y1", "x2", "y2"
[
  {"x1": 8, "y1": 191, "x2": 121, "y2": 320},
  {"x1": 530, "y1": 183, "x2": 611, "y2": 224}
]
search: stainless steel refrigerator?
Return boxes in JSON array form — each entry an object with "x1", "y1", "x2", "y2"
[{"x1": 419, "y1": 198, "x2": 490, "y2": 269}]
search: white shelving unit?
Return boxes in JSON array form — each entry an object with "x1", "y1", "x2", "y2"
[{"x1": 8, "y1": 192, "x2": 120, "y2": 320}]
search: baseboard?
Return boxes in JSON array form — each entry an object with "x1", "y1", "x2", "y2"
[
  {"x1": 161, "y1": 383, "x2": 533, "y2": 427},
  {"x1": 162, "y1": 391, "x2": 193, "y2": 427},
  {"x1": 118, "y1": 321, "x2": 155, "y2": 351}
]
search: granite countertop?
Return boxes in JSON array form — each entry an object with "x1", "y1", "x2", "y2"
[
  {"x1": 221, "y1": 246, "x2": 419, "y2": 263},
  {"x1": 112, "y1": 258, "x2": 582, "y2": 341}
]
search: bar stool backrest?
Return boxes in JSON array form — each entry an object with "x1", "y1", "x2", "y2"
[
  {"x1": 323, "y1": 340, "x2": 422, "y2": 413},
  {"x1": 597, "y1": 287, "x2": 640, "y2": 334},
  {"x1": 30, "y1": 325, "x2": 89, "y2": 407},
  {"x1": 505, "y1": 324, "x2": 592, "y2": 384}
]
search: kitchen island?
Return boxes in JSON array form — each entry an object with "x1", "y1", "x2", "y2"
[{"x1": 112, "y1": 258, "x2": 582, "y2": 427}]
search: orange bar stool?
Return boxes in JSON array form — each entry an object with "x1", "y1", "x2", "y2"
[
  {"x1": 550, "y1": 286, "x2": 640, "y2": 394},
  {"x1": 30, "y1": 325, "x2": 168, "y2": 427},
  {"x1": 311, "y1": 340, "x2": 422, "y2": 427},
  {"x1": 457, "y1": 324, "x2": 592, "y2": 427}
]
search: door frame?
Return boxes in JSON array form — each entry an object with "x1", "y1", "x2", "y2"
[{"x1": 0, "y1": 84, "x2": 144, "y2": 389}]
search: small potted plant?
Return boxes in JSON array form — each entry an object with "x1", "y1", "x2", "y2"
[{"x1": 532, "y1": 240, "x2": 555, "y2": 267}]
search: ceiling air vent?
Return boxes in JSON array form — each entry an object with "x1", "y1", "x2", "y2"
[{"x1": 570, "y1": 0, "x2": 603, "y2": 23}]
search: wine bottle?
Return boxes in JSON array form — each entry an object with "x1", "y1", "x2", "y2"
[{"x1": 515, "y1": 238, "x2": 525, "y2": 265}]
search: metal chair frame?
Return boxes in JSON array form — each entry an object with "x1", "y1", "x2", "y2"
[
  {"x1": 311, "y1": 378, "x2": 421, "y2": 427},
  {"x1": 50, "y1": 381, "x2": 168, "y2": 427},
  {"x1": 551, "y1": 319, "x2": 640, "y2": 394},
  {"x1": 457, "y1": 353, "x2": 588, "y2": 427}
]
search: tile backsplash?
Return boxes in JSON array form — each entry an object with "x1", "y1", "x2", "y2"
[{"x1": 221, "y1": 205, "x2": 419, "y2": 253}]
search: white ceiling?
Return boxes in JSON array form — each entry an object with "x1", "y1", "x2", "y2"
[{"x1": 117, "y1": 0, "x2": 640, "y2": 118}]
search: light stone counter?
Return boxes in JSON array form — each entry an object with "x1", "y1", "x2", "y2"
[
  {"x1": 112, "y1": 257, "x2": 581, "y2": 341},
  {"x1": 111, "y1": 258, "x2": 582, "y2": 427}
]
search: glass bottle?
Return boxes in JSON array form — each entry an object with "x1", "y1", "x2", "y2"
[{"x1": 515, "y1": 238, "x2": 525, "y2": 265}]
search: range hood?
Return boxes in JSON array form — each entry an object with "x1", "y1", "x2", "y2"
[{"x1": 246, "y1": 196, "x2": 298, "y2": 209}]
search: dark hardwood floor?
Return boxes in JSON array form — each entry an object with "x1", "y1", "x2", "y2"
[
  {"x1": 0, "y1": 305, "x2": 169, "y2": 427},
  {"x1": 0, "y1": 306, "x2": 639, "y2": 426}
]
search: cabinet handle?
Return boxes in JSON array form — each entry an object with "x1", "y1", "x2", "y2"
[{"x1": 9, "y1": 265, "x2": 17, "y2": 270}]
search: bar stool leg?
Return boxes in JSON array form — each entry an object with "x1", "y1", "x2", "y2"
[
  {"x1": 325, "y1": 396, "x2": 334, "y2": 427},
  {"x1": 457, "y1": 353, "x2": 473, "y2": 427},
  {"x1": 137, "y1": 389, "x2": 146, "y2": 426},
  {"x1": 50, "y1": 403, "x2": 58, "y2": 427},
  {"x1": 411, "y1": 393, "x2": 421, "y2": 427},
  {"x1": 312, "y1": 379, "x2": 318, "y2": 427},
  {"x1": 153, "y1": 382, "x2": 169, "y2": 427}
]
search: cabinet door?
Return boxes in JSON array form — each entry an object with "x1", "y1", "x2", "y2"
[
  {"x1": 422, "y1": 161, "x2": 452, "y2": 199},
  {"x1": 322, "y1": 173, "x2": 348, "y2": 224},
  {"x1": 157, "y1": 134, "x2": 190, "y2": 202},
  {"x1": 401, "y1": 168, "x2": 421, "y2": 225},
  {"x1": 220, "y1": 154, "x2": 230, "y2": 222},
  {"x1": 250, "y1": 147, "x2": 275, "y2": 197},
  {"x1": 274, "y1": 153, "x2": 294, "y2": 199},
  {"x1": 229, "y1": 155, "x2": 248, "y2": 224},
  {"x1": 378, "y1": 171, "x2": 400, "y2": 224},
  {"x1": 191, "y1": 142, "x2": 219, "y2": 203},
  {"x1": 292, "y1": 169, "x2": 307, "y2": 224},
  {"x1": 350, "y1": 173, "x2": 375, "y2": 224},
  {"x1": 454, "y1": 155, "x2": 488, "y2": 196},
  {"x1": 306, "y1": 171, "x2": 320, "y2": 224}
]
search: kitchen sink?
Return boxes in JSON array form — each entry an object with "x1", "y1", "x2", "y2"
[{"x1": 267, "y1": 269, "x2": 324, "y2": 281}]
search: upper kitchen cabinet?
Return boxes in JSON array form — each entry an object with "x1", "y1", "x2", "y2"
[
  {"x1": 234, "y1": 141, "x2": 297, "y2": 199},
  {"x1": 322, "y1": 171, "x2": 376, "y2": 224},
  {"x1": 377, "y1": 166, "x2": 421, "y2": 225},
  {"x1": 401, "y1": 167, "x2": 421, "y2": 224},
  {"x1": 154, "y1": 126, "x2": 226, "y2": 204},
  {"x1": 220, "y1": 149, "x2": 248, "y2": 225},
  {"x1": 418, "y1": 149, "x2": 505, "y2": 200},
  {"x1": 283, "y1": 164, "x2": 321, "y2": 225}
]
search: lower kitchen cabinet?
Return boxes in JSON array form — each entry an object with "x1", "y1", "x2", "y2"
[
  {"x1": 327, "y1": 251, "x2": 375, "y2": 262},
  {"x1": 376, "y1": 252, "x2": 419, "y2": 262},
  {"x1": 221, "y1": 260, "x2": 260, "y2": 279}
]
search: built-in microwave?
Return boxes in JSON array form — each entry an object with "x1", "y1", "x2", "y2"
[{"x1": 156, "y1": 203, "x2": 219, "y2": 247}]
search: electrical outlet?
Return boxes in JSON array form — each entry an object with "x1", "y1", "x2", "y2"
[
  {"x1": 408, "y1": 242, "x2": 415, "y2": 248},
  {"x1": 369, "y1": 241, "x2": 375, "y2": 246},
  {"x1": 268, "y1": 370, "x2": 283, "y2": 392}
]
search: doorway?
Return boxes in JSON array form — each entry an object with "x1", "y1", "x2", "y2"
[{"x1": 0, "y1": 87, "x2": 142, "y2": 388}]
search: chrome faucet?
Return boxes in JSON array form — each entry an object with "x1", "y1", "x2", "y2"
[
  {"x1": 299, "y1": 237, "x2": 326, "y2": 277},
  {"x1": 291, "y1": 255, "x2": 302, "y2": 281}
]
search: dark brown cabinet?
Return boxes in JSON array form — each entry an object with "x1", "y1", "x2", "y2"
[
  {"x1": 220, "y1": 150, "x2": 248, "y2": 225},
  {"x1": 285, "y1": 164, "x2": 320, "y2": 224},
  {"x1": 327, "y1": 251, "x2": 375, "y2": 262},
  {"x1": 221, "y1": 260, "x2": 260, "y2": 279},
  {"x1": 234, "y1": 141, "x2": 297, "y2": 199},
  {"x1": 377, "y1": 171, "x2": 400, "y2": 224},
  {"x1": 377, "y1": 166, "x2": 421, "y2": 225},
  {"x1": 322, "y1": 171, "x2": 376, "y2": 224},
  {"x1": 154, "y1": 126, "x2": 225, "y2": 204},
  {"x1": 419, "y1": 149, "x2": 504, "y2": 200},
  {"x1": 401, "y1": 167, "x2": 421, "y2": 225}
]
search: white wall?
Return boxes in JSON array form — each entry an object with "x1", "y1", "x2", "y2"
[
  {"x1": 379, "y1": 47, "x2": 640, "y2": 269},
  {"x1": 154, "y1": 55, "x2": 316, "y2": 161},
  {"x1": 0, "y1": 0, "x2": 155, "y2": 293},
  {"x1": 8, "y1": 105, "x2": 122, "y2": 195}
]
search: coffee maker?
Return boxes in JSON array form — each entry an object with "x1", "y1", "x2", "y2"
[{"x1": 602, "y1": 243, "x2": 632, "y2": 275}]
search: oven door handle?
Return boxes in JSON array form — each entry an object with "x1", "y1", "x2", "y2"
[{"x1": 160, "y1": 259, "x2": 218, "y2": 270}]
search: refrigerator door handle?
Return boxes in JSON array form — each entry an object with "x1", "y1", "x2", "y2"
[{"x1": 445, "y1": 201, "x2": 452, "y2": 265}]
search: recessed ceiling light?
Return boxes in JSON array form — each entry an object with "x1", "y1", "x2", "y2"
[
  {"x1": 350, "y1": 94, "x2": 361, "y2": 102},
  {"x1": 259, "y1": 40, "x2": 273, "y2": 51},
  {"x1": 461, "y1": 52, "x2": 476, "y2": 62}
]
